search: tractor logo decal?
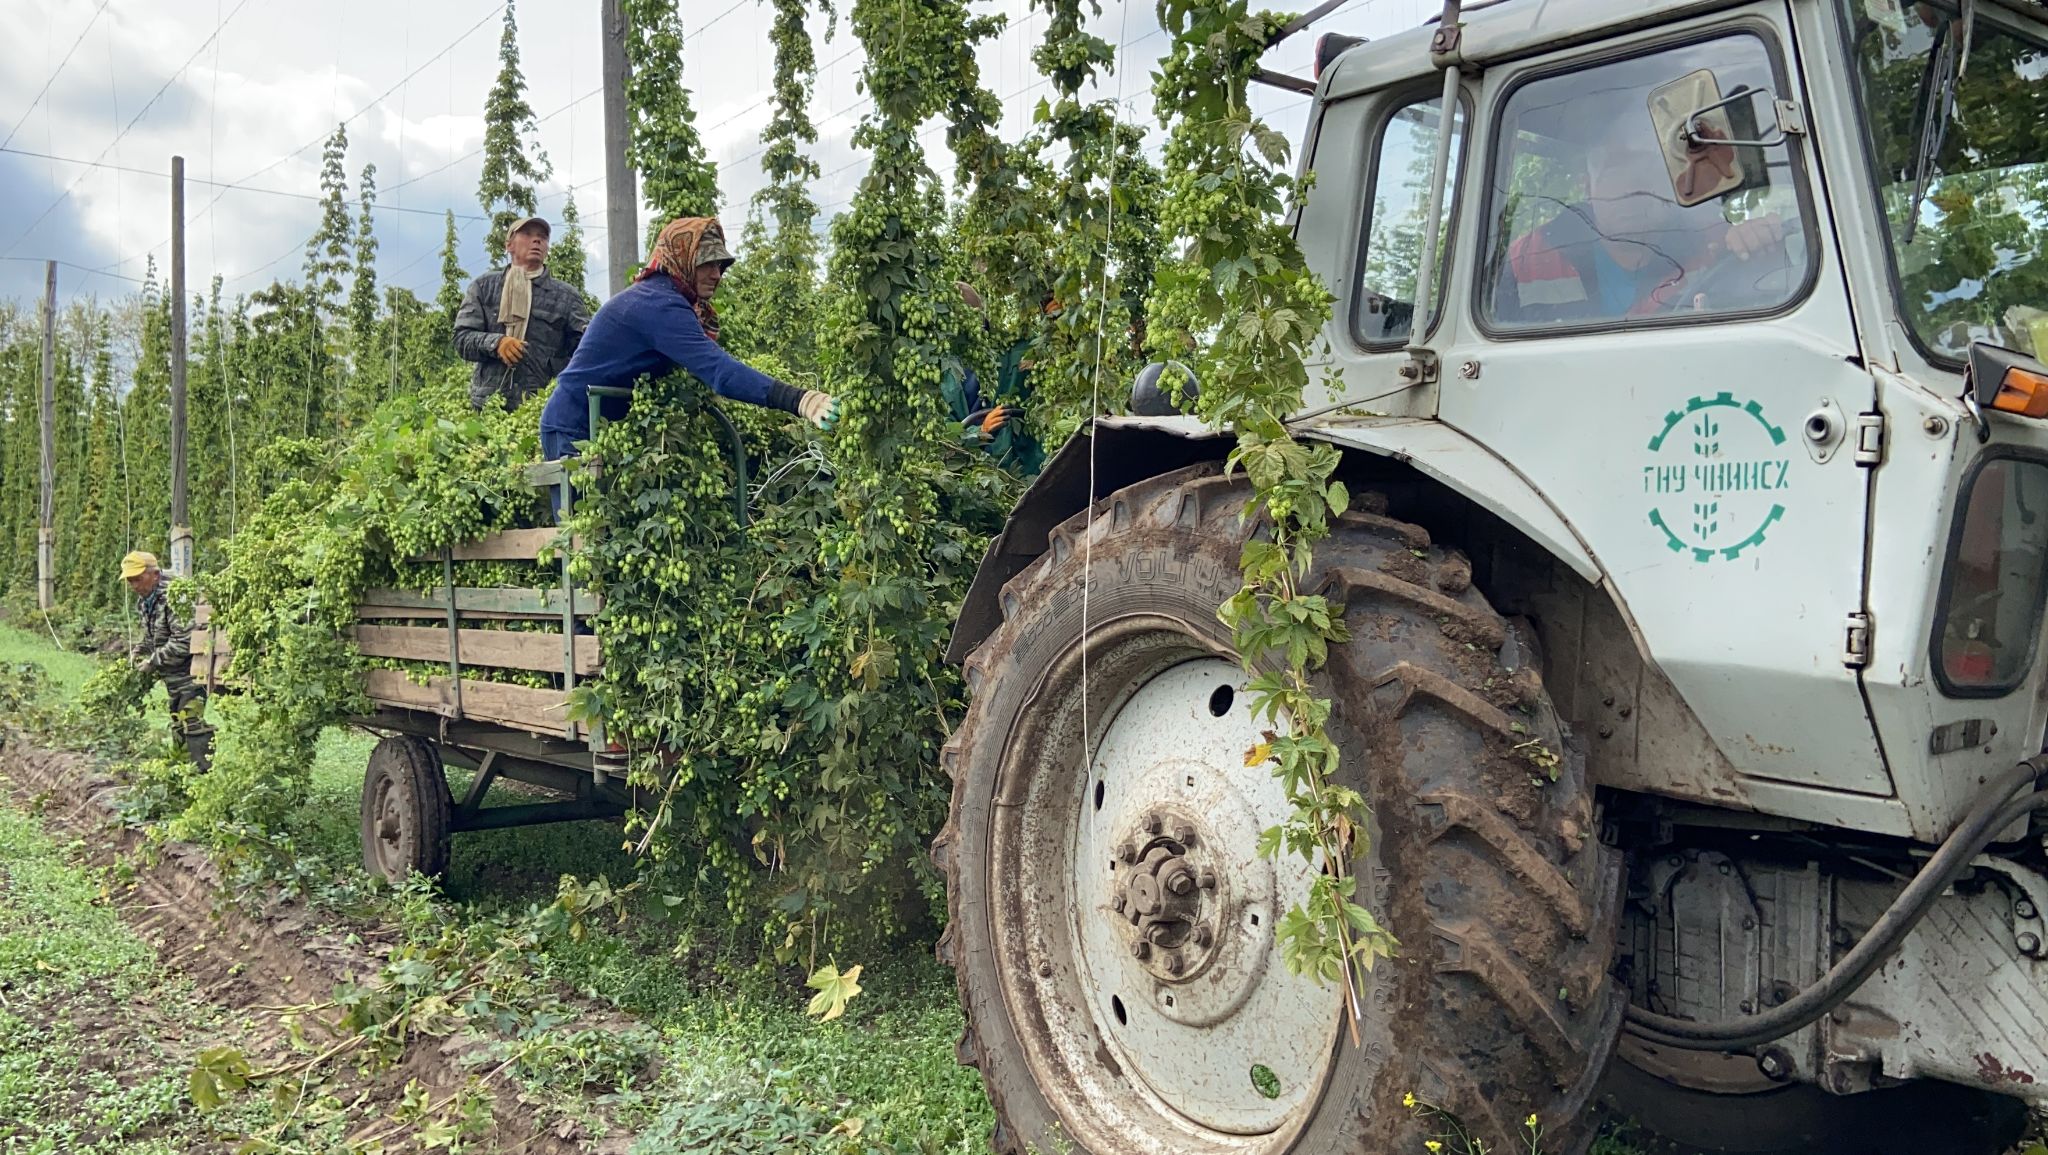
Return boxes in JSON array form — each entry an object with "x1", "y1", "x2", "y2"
[{"x1": 1642, "y1": 392, "x2": 1789, "y2": 563}]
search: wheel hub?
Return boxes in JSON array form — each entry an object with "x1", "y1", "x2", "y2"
[{"x1": 1113, "y1": 817, "x2": 1221, "y2": 980}]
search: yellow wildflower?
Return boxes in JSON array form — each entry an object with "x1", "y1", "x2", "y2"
[
  {"x1": 1403, "y1": 1092, "x2": 1418, "y2": 1109},
  {"x1": 1425, "y1": 1142, "x2": 1443, "y2": 1153},
  {"x1": 1526, "y1": 1114, "x2": 1539, "y2": 1128}
]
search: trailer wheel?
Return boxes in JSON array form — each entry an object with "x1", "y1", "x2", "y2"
[
  {"x1": 933, "y1": 463, "x2": 1624, "y2": 1154},
  {"x1": 360, "y1": 735, "x2": 453, "y2": 882}
]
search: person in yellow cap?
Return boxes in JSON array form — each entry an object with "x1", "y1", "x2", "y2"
[{"x1": 121, "y1": 551, "x2": 212, "y2": 771}]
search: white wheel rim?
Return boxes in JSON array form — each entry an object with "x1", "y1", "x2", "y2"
[
  {"x1": 1076, "y1": 658, "x2": 1337, "y2": 1134},
  {"x1": 993, "y1": 640, "x2": 1346, "y2": 1152}
]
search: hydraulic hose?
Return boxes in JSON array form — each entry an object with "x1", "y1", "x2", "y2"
[{"x1": 1623, "y1": 757, "x2": 2048, "y2": 1052}]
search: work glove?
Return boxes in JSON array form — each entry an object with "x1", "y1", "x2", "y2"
[
  {"x1": 799, "y1": 390, "x2": 840, "y2": 431},
  {"x1": 496, "y1": 335, "x2": 528, "y2": 366},
  {"x1": 979, "y1": 404, "x2": 1020, "y2": 436}
]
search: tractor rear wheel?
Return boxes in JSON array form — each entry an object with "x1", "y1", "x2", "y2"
[
  {"x1": 360, "y1": 735, "x2": 453, "y2": 882},
  {"x1": 934, "y1": 462, "x2": 1624, "y2": 1154}
]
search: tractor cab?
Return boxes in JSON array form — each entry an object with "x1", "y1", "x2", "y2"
[{"x1": 1281, "y1": 0, "x2": 2048, "y2": 844}]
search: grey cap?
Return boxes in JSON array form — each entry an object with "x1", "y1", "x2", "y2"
[
  {"x1": 695, "y1": 228, "x2": 734, "y2": 268},
  {"x1": 507, "y1": 215, "x2": 551, "y2": 239}
]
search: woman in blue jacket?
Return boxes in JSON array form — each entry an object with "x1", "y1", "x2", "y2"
[{"x1": 539, "y1": 216, "x2": 838, "y2": 464}]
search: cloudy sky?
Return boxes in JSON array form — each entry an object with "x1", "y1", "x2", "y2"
[{"x1": 0, "y1": 0, "x2": 1434, "y2": 311}]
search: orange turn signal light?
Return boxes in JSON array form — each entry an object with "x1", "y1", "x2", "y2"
[{"x1": 1991, "y1": 366, "x2": 2048, "y2": 419}]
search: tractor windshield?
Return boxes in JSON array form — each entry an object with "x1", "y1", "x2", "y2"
[{"x1": 1848, "y1": 0, "x2": 2048, "y2": 364}]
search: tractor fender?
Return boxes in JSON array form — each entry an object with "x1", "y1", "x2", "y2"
[{"x1": 947, "y1": 414, "x2": 1605, "y2": 664}]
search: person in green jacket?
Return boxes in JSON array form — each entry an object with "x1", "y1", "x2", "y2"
[{"x1": 940, "y1": 283, "x2": 1047, "y2": 478}]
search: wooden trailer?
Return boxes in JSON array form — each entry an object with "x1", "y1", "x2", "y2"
[{"x1": 190, "y1": 459, "x2": 641, "y2": 881}]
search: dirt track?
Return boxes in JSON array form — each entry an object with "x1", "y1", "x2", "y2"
[{"x1": 0, "y1": 731, "x2": 625, "y2": 1154}]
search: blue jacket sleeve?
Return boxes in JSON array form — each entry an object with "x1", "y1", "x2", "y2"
[{"x1": 649, "y1": 295, "x2": 802, "y2": 413}]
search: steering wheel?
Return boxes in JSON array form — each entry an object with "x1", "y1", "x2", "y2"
[{"x1": 1652, "y1": 252, "x2": 1797, "y2": 315}]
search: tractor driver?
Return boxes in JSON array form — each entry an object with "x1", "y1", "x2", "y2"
[{"x1": 1492, "y1": 112, "x2": 1793, "y2": 325}]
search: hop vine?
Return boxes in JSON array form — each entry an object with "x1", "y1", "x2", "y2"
[{"x1": 1151, "y1": 0, "x2": 1397, "y2": 1026}]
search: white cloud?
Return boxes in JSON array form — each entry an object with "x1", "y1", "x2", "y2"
[{"x1": 2, "y1": 0, "x2": 1431, "y2": 306}]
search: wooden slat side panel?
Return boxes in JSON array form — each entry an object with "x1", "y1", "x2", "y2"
[
  {"x1": 523, "y1": 460, "x2": 568, "y2": 489},
  {"x1": 356, "y1": 586, "x2": 602, "y2": 619},
  {"x1": 362, "y1": 668, "x2": 573, "y2": 737},
  {"x1": 457, "y1": 679, "x2": 575, "y2": 737},
  {"x1": 402, "y1": 527, "x2": 568, "y2": 563},
  {"x1": 364, "y1": 667, "x2": 447, "y2": 712},
  {"x1": 352, "y1": 625, "x2": 599, "y2": 676}
]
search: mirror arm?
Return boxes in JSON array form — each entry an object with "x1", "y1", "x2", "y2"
[
  {"x1": 1251, "y1": 67, "x2": 1317, "y2": 95},
  {"x1": 1680, "y1": 85, "x2": 1791, "y2": 148},
  {"x1": 1401, "y1": 0, "x2": 1465, "y2": 386}
]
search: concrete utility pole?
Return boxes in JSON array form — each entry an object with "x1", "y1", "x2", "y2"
[
  {"x1": 37, "y1": 261, "x2": 55, "y2": 612},
  {"x1": 168, "y1": 155, "x2": 193, "y2": 578},
  {"x1": 601, "y1": 0, "x2": 638, "y2": 295}
]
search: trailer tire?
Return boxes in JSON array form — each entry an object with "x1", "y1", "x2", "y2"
[
  {"x1": 934, "y1": 462, "x2": 1624, "y2": 1154},
  {"x1": 360, "y1": 735, "x2": 453, "y2": 882}
]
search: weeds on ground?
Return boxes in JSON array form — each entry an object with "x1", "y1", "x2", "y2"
[
  {"x1": 6, "y1": 629, "x2": 990, "y2": 1149},
  {"x1": 0, "y1": 805, "x2": 269, "y2": 1153},
  {"x1": 1407, "y1": 1092, "x2": 1548, "y2": 1154}
]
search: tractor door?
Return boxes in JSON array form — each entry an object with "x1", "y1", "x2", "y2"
[{"x1": 1433, "y1": 7, "x2": 1894, "y2": 798}]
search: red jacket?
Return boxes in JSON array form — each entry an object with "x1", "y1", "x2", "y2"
[{"x1": 1495, "y1": 207, "x2": 1711, "y2": 323}]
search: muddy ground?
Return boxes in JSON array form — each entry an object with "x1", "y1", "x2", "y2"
[{"x1": 0, "y1": 733, "x2": 624, "y2": 1154}]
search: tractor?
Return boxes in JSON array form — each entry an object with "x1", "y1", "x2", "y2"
[{"x1": 934, "y1": 0, "x2": 2048, "y2": 1150}]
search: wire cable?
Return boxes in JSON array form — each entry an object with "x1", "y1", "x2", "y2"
[
  {"x1": 0, "y1": 0, "x2": 114, "y2": 151},
  {"x1": 1, "y1": 0, "x2": 258, "y2": 259}
]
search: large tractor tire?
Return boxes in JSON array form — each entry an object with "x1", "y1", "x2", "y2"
[
  {"x1": 360, "y1": 735, "x2": 453, "y2": 882},
  {"x1": 934, "y1": 462, "x2": 1624, "y2": 1154}
]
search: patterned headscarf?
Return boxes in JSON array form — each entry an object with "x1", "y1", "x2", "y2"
[{"x1": 639, "y1": 216, "x2": 730, "y2": 344}]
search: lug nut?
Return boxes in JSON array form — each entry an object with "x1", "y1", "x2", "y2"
[
  {"x1": 1164, "y1": 954, "x2": 1184, "y2": 976},
  {"x1": 1120, "y1": 841, "x2": 1140, "y2": 864},
  {"x1": 2018, "y1": 899, "x2": 2038, "y2": 920},
  {"x1": 1193, "y1": 926, "x2": 1214, "y2": 948},
  {"x1": 1173, "y1": 823, "x2": 1195, "y2": 847},
  {"x1": 1198, "y1": 868, "x2": 1216, "y2": 890},
  {"x1": 1112, "y1": 894, "x2": 1127, "y2": 913},
  {"x1": 1167, "y1": 871, "x2": 1195, "y2": 897},
  {"x1": 1147, "y1": 923, "x2": 1175, "y2": 946},
  {"x1": 1132, "y1": 941, "x2": 1151, "y2": 960},
  {"x1": 1143, "y1": 814, "x2": 1163, "y2": 836}
]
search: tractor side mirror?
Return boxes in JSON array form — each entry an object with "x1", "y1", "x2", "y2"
[
  {"x1": 1647, "y1": 70, "x2": 1773, "y2": 207},
  {"x1": 1131, "y1": 362, "x2": 1199, "y2": 417},
  {"x1": 1970, "y1": 340, "x2": 2048, "y2": 419}
]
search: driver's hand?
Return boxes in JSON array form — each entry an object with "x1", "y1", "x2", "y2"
[
  {"x1": 1725, "y1": 214, "x2": 1785, "y2": 261},
  {"x1": 980, "y1": 405, "x2": 1012, "y2": 436}
]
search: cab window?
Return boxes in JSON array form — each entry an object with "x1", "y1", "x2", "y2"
[
  {"x1": 1354, "y1": 95, "x2": 1465, "y2": 345},
  {"x1": 1936, "y1": 456, "x2": 2048, "y2": 696},
  {"x1": 1479, "y1": 33, "x2": 1812, "y2": 332}
]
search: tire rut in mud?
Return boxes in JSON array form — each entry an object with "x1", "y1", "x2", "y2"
[{"x1": 0, "y1": 732, "x2": 627, "y2": 1154}]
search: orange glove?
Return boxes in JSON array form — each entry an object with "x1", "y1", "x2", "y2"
[
  {"x1": 496, "y1": 335, "x2": 528, "y2": 365},
  {"x1": 980, "y1": 405, "x2": 1010, "y2": 436}
]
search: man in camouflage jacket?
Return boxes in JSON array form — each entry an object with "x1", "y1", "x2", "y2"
[
  {"x1": 453, "y1": 216, "x2": 590, "y2": 411},
  {"x1": 122, "y1": 550, "x2": 213, "y2": 771}
]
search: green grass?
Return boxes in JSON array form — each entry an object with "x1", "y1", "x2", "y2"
[
  {"x1": 0, "y1": 623, "x2": 103, "y2": 695},
  {"x1": 0, "y1": 803, "x2": 265, "y2": 1153}
]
